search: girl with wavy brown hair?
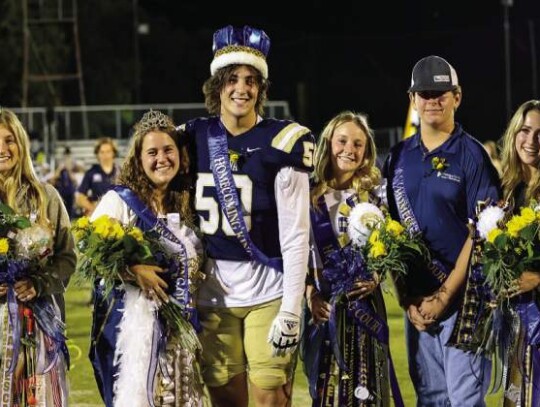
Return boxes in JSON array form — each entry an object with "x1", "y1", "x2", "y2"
[{"x1": 88, "y1": 110, "x2": 207, "y2": 407}]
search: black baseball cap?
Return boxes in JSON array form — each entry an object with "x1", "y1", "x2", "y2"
[{"x1": 408, "y1": 55, "x2": 459, "y2": 93}]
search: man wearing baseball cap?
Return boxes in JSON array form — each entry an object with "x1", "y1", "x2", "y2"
[
  {"x1": 179, "y1": 25, "x2": 315, "y2": 406},
  {"x1": 383, "y1": 55, "x2": 501, "y2": 406}
]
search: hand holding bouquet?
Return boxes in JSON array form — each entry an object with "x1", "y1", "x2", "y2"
[
  {"x1": 72, "y1": 214, "x2": 201, "y2": 349},
  {"x1": 477, "y1": 201, "x2": 540, "y2": 300}
]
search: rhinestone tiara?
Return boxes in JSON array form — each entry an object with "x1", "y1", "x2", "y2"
[{"x1": 134, "y1": 109, "x2": 175, "y2": 133}]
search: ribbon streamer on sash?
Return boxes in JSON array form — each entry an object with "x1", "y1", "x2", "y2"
[
  {"x1": 32, "y1": 297, "x2": 70, "y2": 374},
  {"x1": 0, "y1": 258, "x2": 29, "y2": 373},
  {"x1": 206, "y1": 117, "x2": 283, "y2": 271},
  {"x1": 514, "y1": 294, "x2": 540, "y2": 403}
]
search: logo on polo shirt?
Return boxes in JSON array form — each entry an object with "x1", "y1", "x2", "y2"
[{"x1": 437, "y1": 172, "x2": 461, "y2": 183}]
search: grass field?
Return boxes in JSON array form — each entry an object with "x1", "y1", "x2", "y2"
[{"x1": 65, "y1": 283, "x2": 502, "y2": 406}]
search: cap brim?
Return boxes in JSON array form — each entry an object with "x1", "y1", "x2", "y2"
[{"x1": 409, "y1": 84, "x2": 457, "y2": 92}]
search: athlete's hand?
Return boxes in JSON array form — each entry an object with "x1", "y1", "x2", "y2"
[{"x1": 267, "y1": 311, "x2": 301, "y2": 357}]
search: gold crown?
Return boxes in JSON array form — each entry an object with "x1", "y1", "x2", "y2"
[{"x1": 135, "y1": 109, "x2": 175, "y2": 133}]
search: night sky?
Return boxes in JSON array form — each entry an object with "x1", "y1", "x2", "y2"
[{"x1": 137, "y1": 0, "x2": 540, "y2": 145}]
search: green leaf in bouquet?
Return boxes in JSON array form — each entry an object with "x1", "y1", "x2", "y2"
[
  {"x1": 86, "y1": 232, "x2": 103, "y2": 249},
  {"x1": 13, "y1": 217, "x2": 31, "y2": 229},
  {"x1": 122, "y1": 235, "x2": 138, "y2": 253},
  {"x1": 493, "y1": 234, "x2": 508, "y2": 250},
  {"x1": 402, "y1": 241, "x2": 423, "y2": 255},
  {"x1": 108, "y1": 239, "x2": 124, "y2": 251},
  {"x1": 527, "y1": 244, "x2": 535, "y2": 258},
  {"x1": 520, "y1": 224, "x2": 538, "y2": 241},
  {"x1": 140, "y1": 244, "x2": 153, "y2": 259}
]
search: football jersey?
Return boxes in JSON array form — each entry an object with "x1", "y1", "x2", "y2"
[{"x1": 184, "y1": 117, "x2": 315, "y2": 261}]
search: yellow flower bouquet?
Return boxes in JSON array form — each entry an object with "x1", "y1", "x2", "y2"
[
  {"x1": 71, "y1": 215, "x2": 156, "y2": 295},
  {"x1": 73, "y1": 214, "x2": 204, "y2": 352},
  {"x1": 477, "y1": 201, "x2": 540, "y2": 297},
  {"x1": 363, "y1": 216, "x2": 430, "y2": 282},
  {"x1": 347, "y1": 203, "x2": 429, "y2": 282}
]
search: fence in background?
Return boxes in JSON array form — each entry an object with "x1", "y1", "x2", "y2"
[
  {"x1": 10, "y1": 102, "x2": 291, "y2": 169},
  {"x1": 9, "y1": 103, "x2": 402, "y2": 170}
]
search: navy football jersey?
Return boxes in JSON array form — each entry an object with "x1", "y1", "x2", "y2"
[{"x1": 184, "y1": 117, "x2": 315, "y2": 261}]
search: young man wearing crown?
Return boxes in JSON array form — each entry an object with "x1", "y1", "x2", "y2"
[
  {"x1": 179, "y1": 25, "x2": 315, "y2": 407},
  {"x1": 384, "y1": 55, "x2": 501, "y2": 406}
]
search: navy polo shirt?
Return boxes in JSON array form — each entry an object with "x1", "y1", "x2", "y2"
[
  {"x1": 384, "y1": 124, "x2": 501, "y2": 294},
  {"x1": 77, "y1": 164, "x2": 118, "y2": 202}
]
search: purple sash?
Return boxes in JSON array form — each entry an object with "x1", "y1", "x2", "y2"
[
  {"x1": 391, "y1": 151, "x2": 448, "y2": 284},
  {"x1": 206, "y1": 117, "x2": 283, "y2": 271}
]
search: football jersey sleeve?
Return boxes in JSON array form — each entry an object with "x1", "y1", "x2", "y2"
[{"x1": 266, "y1": 122, "x2": 315, "y2": 172}]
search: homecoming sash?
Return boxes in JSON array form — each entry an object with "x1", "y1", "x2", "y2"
[
  {"x1": 390, "y1": 148, "x2": 449, "y2": 284},
  {"x1": 206, "y1": 117, "x2": 283, "y2": 271},
  {"x1": 112, "y1": 185, "x2": 195, "y2": 407},
  {"x1": 112, "y1": 186, "x2": 192, "y2": 316},
  {"x1": 309, "y1": 194, "x2": 404, "y2": 407}
]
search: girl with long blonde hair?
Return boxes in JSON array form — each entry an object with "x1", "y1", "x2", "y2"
[
  {"x1": 303, "y1": 111, "x2": 399, "y2": 406},
  {"x1": 0, "y1": 108, "x2": 75, "y2": 406},
  {"x1": 498, "y1": 99, "x2": 540, "y2": 407}
]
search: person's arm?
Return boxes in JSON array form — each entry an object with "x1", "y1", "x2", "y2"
[
  {"x1": 75, "y1": 191, "x2": 97, "y2": 215},
  {"x1": 415, "y1": 143, "x2": 500, "y2": 321},
  {"x1": 28, "y1": 185, "x2": 76, "y2": 297},
  {"x1": 267, "y1": 167, "x2": 310, "y2": 356},
  {"x1": 275, "y1": 167, "x2": 310, "y2": 317},
  {"x1": 306, "y1": 277, "x2": 331, "y2": 325},
  {"x1": 76, "y1": 170, "x2": 97, "y2": 215},
  {"x1": 418, "y1": 229, "x2": 474, "y2": 320}
]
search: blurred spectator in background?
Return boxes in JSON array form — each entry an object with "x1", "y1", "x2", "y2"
[
  {"x1": 28, "y1": 131, "x2": 52, "y2": 182},
  {"x1": 483, "y1": 139, "x2": 503, "y2": 177},
  {"x1": 75, "y1": 137, "x2": 119, "y2": 216},
  {"x1": 49, "y1": 146, "x2": 85, "y2": 219}
]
